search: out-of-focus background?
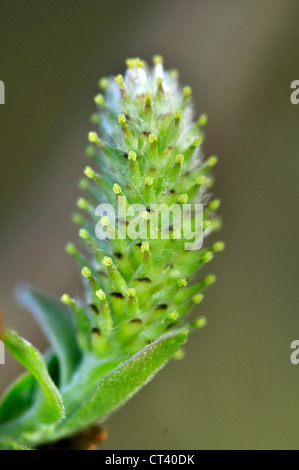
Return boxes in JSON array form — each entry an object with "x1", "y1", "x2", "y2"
[{"x1": 0, "y1": 0, "x2": 299, "y2": 450}]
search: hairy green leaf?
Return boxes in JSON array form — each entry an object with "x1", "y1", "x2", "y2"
[
  {"x1": 0, "y1": 352, "x2": 57, "y2": 426},
  {"x1": 0, "y1": 329, "x2": 64, "y2": 442},
  {"x1": 51, "y1": 328, "x2": 188, "y2": 442},
  {"x1": 0, "y1": 439, "x2": 31, "y2": 450},
  {"x1": 0, "y1": 372, "x2": 36, "y2": 426}
]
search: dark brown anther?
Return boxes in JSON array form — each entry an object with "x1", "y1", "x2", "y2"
[
  {"x1": 91, "y1": 328, "x2": 101, "y2": 336},
  {"x1": 165, "y1": 263, "x2": 174, "y2": 269},
  {"x1": 135, "y1": 277, "x2": 152, "y2": 283},
  {"x1": 89, "y1": 304, "x2": 99, "y2": 314},
  {"x1": 130, "y1": 318, "x2": 142, "y2": 324},
  {"x1": 117, "y1": 218, "x2": 129, "y2": 226},
  {"x1": 110, "y1": 292, "x2": 125, "y2": 299},
  {"x1": 154, "y1": 304, "x2": 168, "y2": 310}
]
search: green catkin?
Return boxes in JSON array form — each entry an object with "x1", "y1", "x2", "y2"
[{"x1": 68, "y1": 55, "x2": 222, "y2": 357}]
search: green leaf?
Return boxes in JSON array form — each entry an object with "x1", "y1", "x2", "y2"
[
  {"x1": 0, "y1": 329, "x2": 65, "y2": 442},
  {"x1": 59, "y1": 355, "x2": 121, "y2": 417},
  {"x1": 52, "y1": 328, "x2": 188, "y2": 442},
  {"x1": 0, "y1": 438, "x2": 31, "y2": 450},
  {"x1": 17, "y1": 285, "x2": 81, "y2": 385},
  {"x1": 0, "y1": 372, "x2": 36, "y2": 425},
  {"x1": 0, "y1": 352, "x2": 57, "y2": 426}
]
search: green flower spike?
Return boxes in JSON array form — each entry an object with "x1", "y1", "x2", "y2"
[{"x1": 0, "y1": 55, "x2": 222, "y2": 450}]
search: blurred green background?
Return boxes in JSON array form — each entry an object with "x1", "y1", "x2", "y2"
[{"x1": 0, "y1": 0, "x2": 299, "y2": 450}]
